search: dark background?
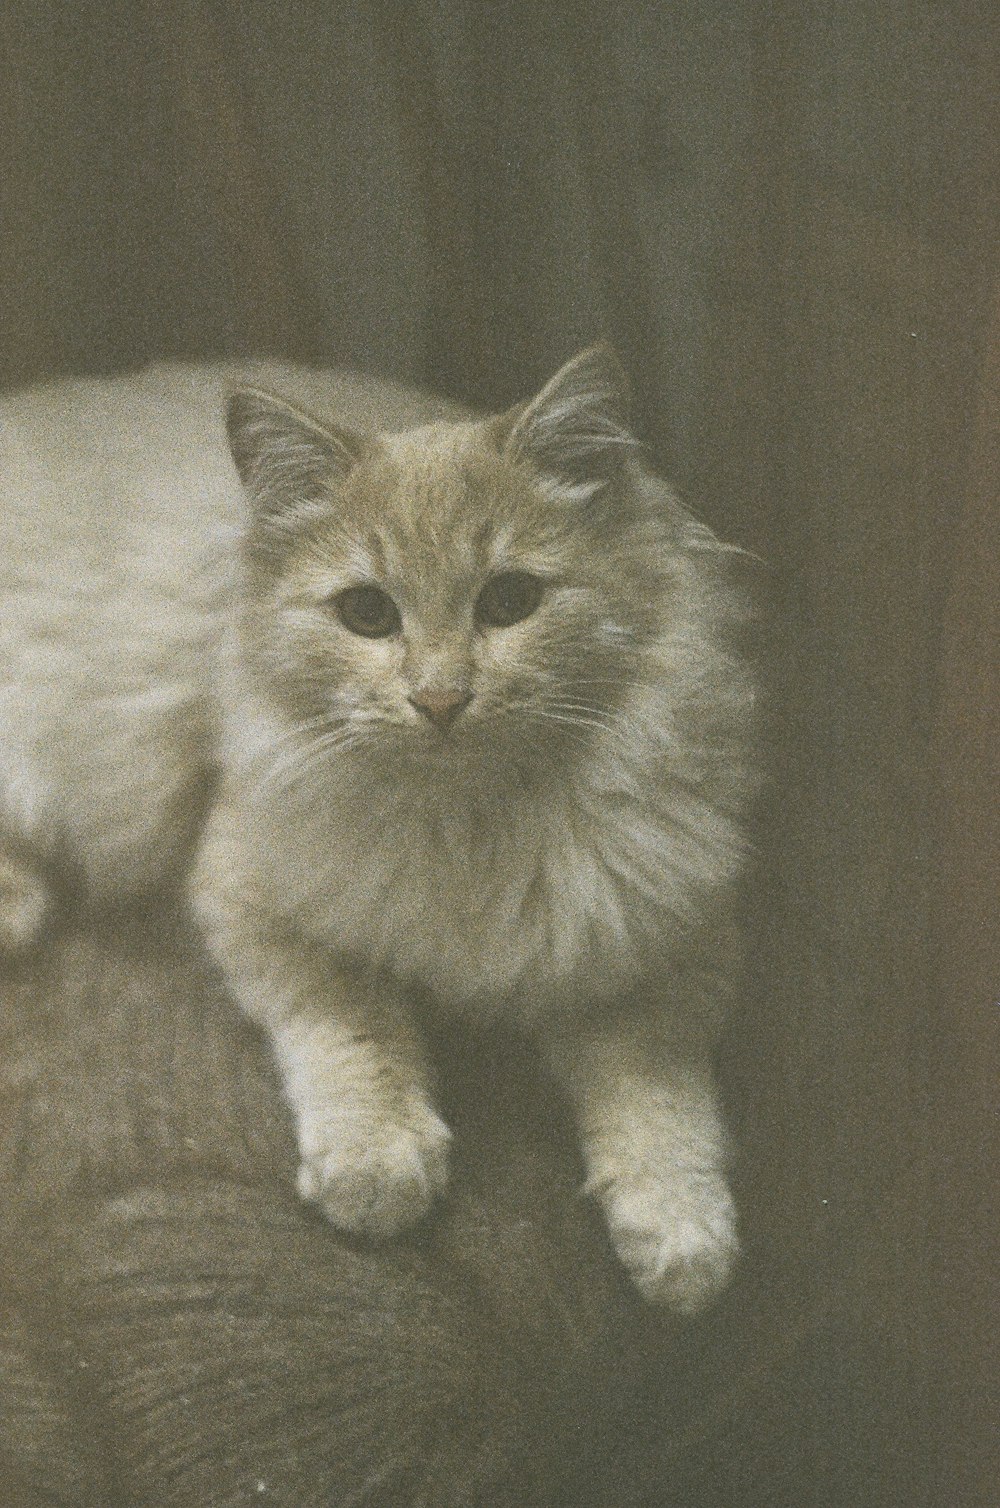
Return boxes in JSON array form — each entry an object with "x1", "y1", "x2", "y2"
[{"x1": 0, "y1": 2, "x2": 996, "y2": 1503}]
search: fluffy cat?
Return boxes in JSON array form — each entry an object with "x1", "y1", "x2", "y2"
[{"x1": 0, "y1": 347, "x2": 757, "y2": 1313}]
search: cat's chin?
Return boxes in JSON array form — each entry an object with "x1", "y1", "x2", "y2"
[{"x1": 401, "y1": 723, "x2": 491, "y2": 766}]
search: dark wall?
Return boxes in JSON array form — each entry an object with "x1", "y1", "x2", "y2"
[{"x1": 0, "y1": 3, "x2": 995, "y2": 1504}]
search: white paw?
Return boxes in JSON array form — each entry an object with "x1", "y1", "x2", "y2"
[
  {"x1": 296, "y1": 1100, "x2": 451, "y2": 1239},
  {"x1": 593, "y1": 1165, "x2": 739, "y2": 1315},
  {"x1": 0, "y1": 855, "x2": 49, "y2": 953}
]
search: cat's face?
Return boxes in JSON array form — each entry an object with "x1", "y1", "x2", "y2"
[{"x1": 229, "y1": 348, "x2": 674, "y2": 773}]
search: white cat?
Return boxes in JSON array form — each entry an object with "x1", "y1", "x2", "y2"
[{"x1": 0, "y1": 348, "x2": 758, "y2": 1313}]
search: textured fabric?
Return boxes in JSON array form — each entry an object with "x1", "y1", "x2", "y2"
[{"x1": 0, "y1": 910, "x2": 706, "y2": 1505}]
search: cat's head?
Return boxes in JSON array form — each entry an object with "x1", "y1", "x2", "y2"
[{"x1": 227, "y1": 346, "x2": 679, "y2": 776}]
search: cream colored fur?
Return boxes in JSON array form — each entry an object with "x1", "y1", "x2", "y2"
[{"x1": 0, "y1": 349, "x2": 757, "y2": 1312}]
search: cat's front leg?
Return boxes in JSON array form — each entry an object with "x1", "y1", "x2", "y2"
[
  {"x1": 274, "y1": 1003, "x2": 451, "y2": 1237},
  {"x1": 192, "y1": 821, "x2": 449, "y2": 1237},
  {"x1": 542, "y1": 1029, "x2": 738, "y2": 1315}
]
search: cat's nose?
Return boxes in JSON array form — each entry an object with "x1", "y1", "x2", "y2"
[{"x1": 408, "y1": 689, "x2": 473, "y2": 730}]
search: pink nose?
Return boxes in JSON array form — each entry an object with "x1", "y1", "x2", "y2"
[{"x1": 408, "y1": 689, "x2": 472, "y2": 730}]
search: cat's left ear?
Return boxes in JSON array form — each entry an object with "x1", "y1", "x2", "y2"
[
  {"x1": 226, "y1": 387, "x2": 366, "y2": 536},
  {"x1": 494, "y1": 344, "x2": 637, "y2": 502}
]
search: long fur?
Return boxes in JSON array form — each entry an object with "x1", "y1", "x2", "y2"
[{"x1": 0, "y1": 350, "x2": 759, "y2": 1313}]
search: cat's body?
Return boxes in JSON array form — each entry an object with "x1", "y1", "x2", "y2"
[{"x1": 0, "y1": 350, "x2": 758, "y2": 1313}]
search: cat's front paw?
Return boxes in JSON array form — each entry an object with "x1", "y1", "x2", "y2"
[
  {"x1": 592, "y1": 1165, "x2": 738, "y2": 1315},
  {"x1": 296, "y1": 1100, "x2": 451, "y2": 1239}
]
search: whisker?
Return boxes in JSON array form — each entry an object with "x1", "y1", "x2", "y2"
[
  {"x1": 545, "y1": 698, "x2": 618, "y2": 715},
  {"x1": 261, "y1": 722, "x2": 359, "y2": 790},
  {"x1": 541, "y1": 714, "x2": 618, "y2": 736},
  {"x1": 258, "y1": 713, "x2": 346, "y2": 760},
  {"x1": 510, "y1": 714, "x2": 596, "y2": 750},
  {"x1": 514, "y1": 707, "x2": 626, "y2": 744},
  {"x1": 564, "y1": 677, "x2": 648, "y2": 691},
  {"x1": 529, "y1": 695, "x2": 619, "y2": 721},
  {"x1": 544, "y1": 711, "x2": 619, "y2": 733}
]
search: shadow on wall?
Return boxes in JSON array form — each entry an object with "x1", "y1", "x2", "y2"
[{"x1": 0, "y1": 0, "x2": 772, "y2": 528}]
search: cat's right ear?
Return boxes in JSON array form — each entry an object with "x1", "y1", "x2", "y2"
[{"x1": 226, "y1": 387, "x2": 365, "y2": 546}]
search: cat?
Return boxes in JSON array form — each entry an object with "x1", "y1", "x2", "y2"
[{"x1": 0, "y1": 346, "x2": 758, "y2": 1314}]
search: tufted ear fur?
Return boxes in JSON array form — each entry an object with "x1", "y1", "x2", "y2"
[
  {"x1": 495, "y1": 344, "x2": 637, "y2": 502},
  {"x1": 226, "y1": 388, "x2": 367, "y2": 548}
]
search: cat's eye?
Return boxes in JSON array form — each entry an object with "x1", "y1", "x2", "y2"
[
  {"x1": 333, "y1": 584, "x2": 402, "y2": 638},
  {"x1": 475, "y1": 571, "x2": 544, "y2": 629}
]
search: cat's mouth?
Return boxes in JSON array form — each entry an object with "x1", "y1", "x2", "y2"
[
  {"x1": 406, "y1": 712, "x2": 481, "y2": 754},
  {"x1": 406, "y1": 690, "x2": 473, "y2": 733}
]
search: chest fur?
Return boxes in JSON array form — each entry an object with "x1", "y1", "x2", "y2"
[{"x1": 260, "y1": 769, "x2": 739, "y2": 1024}]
